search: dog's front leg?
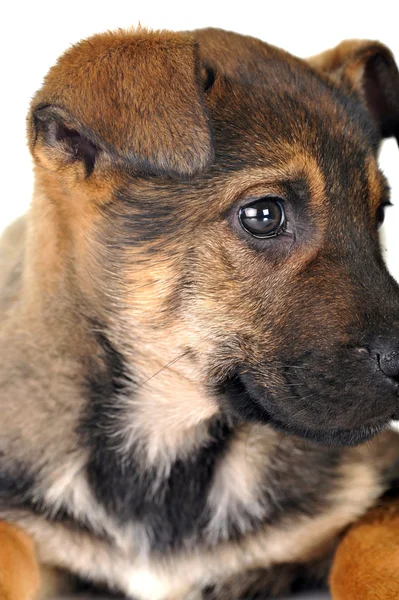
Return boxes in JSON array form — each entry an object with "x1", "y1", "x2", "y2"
[
  {"x1": 0, "y1": 521, "x2": 40, "y2": 600},
  {"x1": 330, "y1": 500, "x2": 399, "y2": 599}
]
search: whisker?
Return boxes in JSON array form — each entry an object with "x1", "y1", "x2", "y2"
[
  {"x1": 134, "y1": 350, "x2": 191, "y2": 392},
  {"x1": 279, "y1": 364, "x2": 311, "y2": 370}
]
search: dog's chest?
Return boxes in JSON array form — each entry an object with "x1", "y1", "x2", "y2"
[
  {"x1": 79, "y1": 419, "x2": 345, "y2": 551},
  {"x1": 33, "y1": 452, "x2": 381, "y2": 600},
  {"x1": 8, "y1": 423, "x2": 384, "y2": 600}
]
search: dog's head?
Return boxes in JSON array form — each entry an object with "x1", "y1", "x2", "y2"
[{"x1": 27, "y1": 28, "x2": 399, "y2": 446}]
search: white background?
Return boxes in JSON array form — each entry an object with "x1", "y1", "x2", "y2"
[
  {"x1": 1, "y1": 0, "x2": 398, "y2": 281},
  {"x1": 0, "y1": 3, "x2": 398, "y2": 598}
]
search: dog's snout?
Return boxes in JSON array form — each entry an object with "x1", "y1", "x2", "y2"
[{"x1": 366, "y1": 337, "x2": 399, "y2": 379}]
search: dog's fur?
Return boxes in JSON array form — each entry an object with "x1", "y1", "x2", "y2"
[
  {"x1": 330, "y1": 497, "x2": 399, "y2": 598},
  {"x1": 1, "y1": 27, "x2": 399, "y2": 600}
]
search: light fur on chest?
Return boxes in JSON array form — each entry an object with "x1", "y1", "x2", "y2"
[{"x1": 7, "y1": 431, "x2": 390, "y2": 600}]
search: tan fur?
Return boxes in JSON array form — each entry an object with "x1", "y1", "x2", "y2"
[
  {"x1": 367, "y1": 157, "x2": 387, "y2": 215},
  {"x1": 205, "y1": 424, "x2": 277, "y2": 543},
  {"x1": 307, "y1": 39, "x2": 390, "y2": 86},
  {"x1": 0, "y1": 522, "x2": 40, "y2": 600},
  {"x1": 29, "y1": 28, "x2": 213, "y2": 178},
  {"x1": 330, "y1": 501, "x2": 399, "y2": 599}
]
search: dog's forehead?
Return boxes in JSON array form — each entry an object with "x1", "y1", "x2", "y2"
[
  {"x1": 198, "y1": 33, "x2": 371, "y2": 145},
  {"x1": 193, "y1": 29, "x2": 382, "y2": 206}
]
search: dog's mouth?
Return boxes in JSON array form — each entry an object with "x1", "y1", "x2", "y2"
[{"x1": 217, "y1": 368, "x2": 398, "y2": 447}]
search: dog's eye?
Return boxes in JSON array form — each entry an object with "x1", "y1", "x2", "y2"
[
  {"x1": 377, "y1": 206, "x2": 385, "y2": 227},
  {"x1": 239, "y1": 197, "x2": 286, "y2": 238},
  {"x1": 376, "y1": 202, "x2": 391, "y2": 228}
]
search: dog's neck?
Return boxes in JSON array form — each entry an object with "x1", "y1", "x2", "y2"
[
  {"x1": 88, "y1": 320, "x2": 223, "y2": 468},
  {"x1": 19, "y1": 184, "x2": 222, "y2": 468}
]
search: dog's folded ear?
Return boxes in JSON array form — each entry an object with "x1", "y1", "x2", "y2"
[
  {"x1": 308, "y1": 40, "x2": 399, "y2": 145},
  {"x1": 28, "y1": 29, "x2": 214, "y2": 179}
]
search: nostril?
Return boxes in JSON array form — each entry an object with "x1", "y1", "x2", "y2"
[{"x1": 378, "y1": 351, "x2": 399, "y2": 378}]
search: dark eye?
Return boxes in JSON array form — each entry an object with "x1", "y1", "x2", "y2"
[
  {"x1": 376, "y1": 202, "x2": 391, "y2": 229},
  {"x1": 239, "y1": 197, "x2": 286, "y2": 238}
]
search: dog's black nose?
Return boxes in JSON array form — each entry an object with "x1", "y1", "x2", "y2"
[
  {"x1": 378, "y1": 351, "x2": 399, "y2": 378},
  {"x1": 367, "y1": 338, "x2": 399, "y2": 378}
]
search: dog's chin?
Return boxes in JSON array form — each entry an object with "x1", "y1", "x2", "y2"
[{"x1": 218, "y1": 372, "x2": 392, "y2": 447}]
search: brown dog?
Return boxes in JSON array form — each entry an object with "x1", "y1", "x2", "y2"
[{"x1": 1, "y1": 27, "x2": 399, "y2": 600}]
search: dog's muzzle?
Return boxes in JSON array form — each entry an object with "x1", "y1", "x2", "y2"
[{"x1": 216, "y1": 339, "x2": 399, "y2": 447}]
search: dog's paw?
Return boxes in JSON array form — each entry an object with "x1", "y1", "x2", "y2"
[
  {"x1": 330, "y1": 503, "x2": 399, "y2": 600},
  {"x1": 0, "y1": 521, "x2": 40, "y2": 600}
]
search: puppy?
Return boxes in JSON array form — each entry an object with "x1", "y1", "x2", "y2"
[{"x1": 1, "y1": 27, "x2": 399, "y2": 600}]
